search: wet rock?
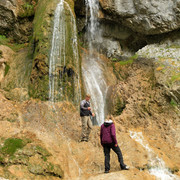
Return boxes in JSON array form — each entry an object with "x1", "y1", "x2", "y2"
[{"x1": 99, "y1": 38, "x2": 122, "y2": 58}]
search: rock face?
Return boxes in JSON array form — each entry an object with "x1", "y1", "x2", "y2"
[
  {"x1": 0, "y1": 47, "x2": 32, "y2": 101},
  {"x1": 137, "y1": 44, "x2": 180, "y2": 107},
  {"x1": 0, "y1": 45, "x2": 14, "y2": 83},
  {"x1": 29, "y1": 0, "x2": 82, "y2": 101},
  {"x1": 75, "y1": 0, "x2": 180, "y2": 56},
  {"x1": 0, "y1": 0, "x2": 36, "y2": 43},
  {"x1": 109, "y1": 57, "x2": 180, "y2": 153},
  {"x1": 0, "y1": 0, "x2": 17, "y2": 34},
  {"x1": 0, "y1": 84, "x2": 179, "y2": 179},
  {"x1": 99, "y1": 0, "x2": 180, "y2": 34}
]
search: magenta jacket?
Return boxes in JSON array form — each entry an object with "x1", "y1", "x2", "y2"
[{"x1": 100, "y1": 122, "x2": 118, "y2": 145}]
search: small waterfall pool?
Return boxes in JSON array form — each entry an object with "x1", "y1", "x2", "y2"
[{"x1": 130, "y1": 131, "x2": 179, "y2": 180}]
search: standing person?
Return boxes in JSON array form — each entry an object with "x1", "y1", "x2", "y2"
[
  {"x1": 80, "y1": 94, "x2": 94, "y2": 142},
  {"x1": 100, "y1": 115, "x2": 129, "y2": 173}
]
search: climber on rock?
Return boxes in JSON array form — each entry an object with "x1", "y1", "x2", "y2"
[
  {"x1": 80, "y1": 94, "x2": 95, "y2": 142},
  {"x1": 100, "y1": 115, "x2": 129, "y2": 173}
]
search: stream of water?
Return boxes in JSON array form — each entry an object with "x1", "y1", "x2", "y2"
[
  {"x1": 48, "y1": 1, "x2": 83, "y2": 178},
  {"x1": 83, "y1": 0, "x2": 108, "y2": 125},
  {"x1": 130, "y1": 131, "x2": 179, "y2": 180},
  {"x1": 49, "y1": 0, "x2": 81, "y2": 103}
]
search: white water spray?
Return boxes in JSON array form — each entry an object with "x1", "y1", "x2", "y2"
[
  {"x1": 130, "y1": 131, "x2": 179, "y2": 180},
  {"x1": 49, "y1": 0, "x2": 81, "y2": 103},
  {"x1": 83, "y1": 0, "x2": 108, "y2": 125}
]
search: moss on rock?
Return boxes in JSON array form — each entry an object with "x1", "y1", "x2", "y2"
[
  {"x1": 0, "y1": 137, "x2": 64, "y2": 179},
  {"x1": 1, "y1": 138, "x2": 27, "y2": 156},
  {"x1": 29, "y1": 0, "x2": 58, "y2": 100},
  {"x1": 30, "y1": 0, "x2": 82, "y2": 102},
  {"x1": 18, "y1": 1, "x2": 37, "y2": 18}
]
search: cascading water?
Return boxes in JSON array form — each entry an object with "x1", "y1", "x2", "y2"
[
  {"x1": 130, "y1": 131, "x2": 179, "y2": 180},
  {"x1": 49, "y1": 0, "x2": 81, "y2": 104},
  {"x1": 82, "y1": 0, "x2": 108, "y2": 125},
  {"x1": 48, "y1": 1, "x2": 83, "y2": 178}
]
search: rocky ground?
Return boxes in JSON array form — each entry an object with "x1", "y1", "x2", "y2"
[{"x1": 0, "y1": 54, "x2": 180, "y2": 179}]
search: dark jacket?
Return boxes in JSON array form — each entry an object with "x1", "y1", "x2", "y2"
[
  {"x1": 80, "y1": 100, "x2": 92, "y2": 117},
  {"x1": 100, "y1": 121, "x2": 118, "y2": 145}
]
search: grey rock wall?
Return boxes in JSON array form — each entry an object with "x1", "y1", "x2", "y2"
[{"x1": 99, "y1": 0, "x2": 180, "y2": 34}]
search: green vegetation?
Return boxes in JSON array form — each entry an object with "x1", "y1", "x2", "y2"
[
  {"x1": 119, "y1": 59, "x2": 133, "y2": 65},
  {"x1": 0, "y1": 156, "x2": 4, "y2": 164},
  {"x1": 47, "y1": 162, "x2": 55, "y2": 171},
  {"x1": 1, "y1": 138, "x2": 26, "y2": 156},
  {"x1": 18, "y1": 0, "x2": 39, "y2": 18},
  {"x1": 35, "y1": 145, "x2": 51, "y2": 157},
  {"x1": 170, "y1": 99, "x2": 178, "y2": 107},
  {"x1": 0, "y1": 137, "x2": 64, "y2": 178},
  {"x1": 111, "y1": 54, "x2": 138, "y2": 65},
  {"x1": 171, "y1": 73, "x2": 180, "y2": 83},
  {"x1": 6, "y1": 118, "x2": 16, "y2": 123},
  {"x1": 30, "y1": 0, "x2": 81, "y2": 102},
  {"x1": 42, "y1": 156, "x2": 47, "y2": 162},
  {"x1": 19, "y1": 3, "x2": 35, "y2": 18},
  {"x1": 114, "y1": 97, "x2": 126, "y2": 115},
  {"x1": 0, "y1": 50, "x2": 2, "y2": 58},
  {"x1": 0, "y1": 35, "x2": 6, "y2": 41},
  {"x1": 0, "y1": 35, "x2": 26, "y2": 52},
  {"x1": 111, "y1": 55, "x2": 139, "y2": 80},
  {"x1": 166, "y1": 45, "x2": 180, "y2": 49},
  {"x1": 29, "y1": 0, "x2": 57, "y2": 100},
  {"x1": 112, "y1": 58, "x2": 117, "y2": 62},
  {"x1": 4, "y1": 63, "x2": 10, "y2": 76},
  {"x1": 119, "y1": 54, "x2": 138, "y2": 66},
  {"x1": 111, "y1": 63, "x2": 120, "y2": 80}
]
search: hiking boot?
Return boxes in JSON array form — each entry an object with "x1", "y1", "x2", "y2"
[
  {"x1": 104, "y1": 170, "x2": 109, "y2": 173},
  {"x1": 79, "y1": 139, "x2": 85, "y2": 142},
  {"x1": 121, "y1": 165, "x2": 130, "y2": 170}
]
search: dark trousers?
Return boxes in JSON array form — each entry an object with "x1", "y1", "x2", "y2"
[{"x1": 103, "y1": 143, "x2": 125, "y2": 171}]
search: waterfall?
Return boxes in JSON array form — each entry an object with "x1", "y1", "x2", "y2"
[
  {"x1": 49, "y1": 0, "x2": 81, "y2": 104},
  {"x1": 130, "y1": 131, "x2": 179, "y2": 180},
  {"x1": 83, "y1": 0, "x2": 108, "y2": 125}
]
